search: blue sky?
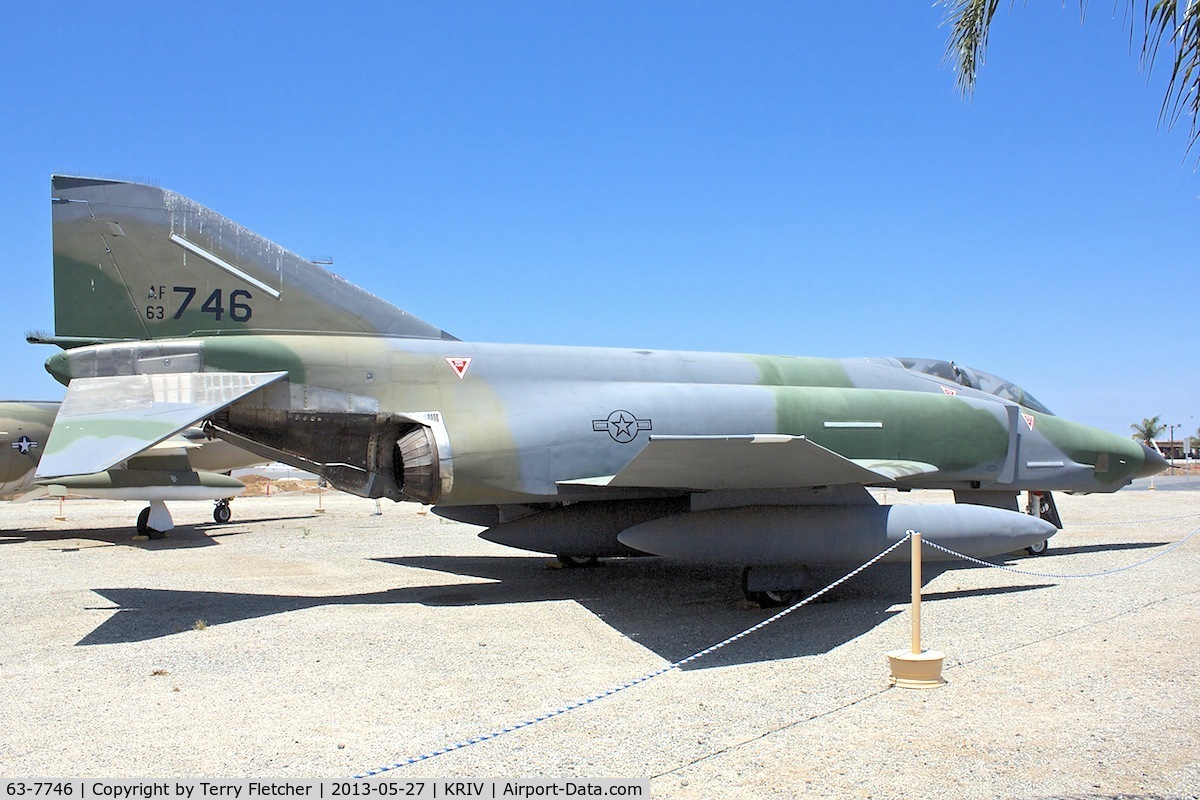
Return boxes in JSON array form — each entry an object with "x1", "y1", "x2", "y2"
[{"x1": 1, "y1": 2, "x2": 1195, "y2": 436}]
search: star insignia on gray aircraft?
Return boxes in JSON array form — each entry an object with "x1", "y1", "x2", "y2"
[
  {"x1": 593, "y1": 410, "x2": 652, "y2": 444},
  {"x1": 12, "y1": 436, "x2": 38, "y2": 455}
]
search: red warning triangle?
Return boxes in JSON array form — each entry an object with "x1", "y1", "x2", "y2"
[{"x1": 445, "y1": 357, "x2": 472, "y2": 379}]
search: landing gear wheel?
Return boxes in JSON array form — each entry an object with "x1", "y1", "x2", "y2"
[
  {"x1": 136, "y1": 507, "x2": 166, "y2": 540},
  {"x1": 741, "y1": 567, "x2": 800, "y2": 608},
  {"x1": 747, "y1": 588, "x2": 800, "y2": 608},
  {"x1": 213, "y1": 500, "x2": 232, "y2": 524},
  {"x1": 755, "y1": 589, "x2": 800, "y2": 608},
  {"x1": 1025, "y1": 539, "x2": 1049, "y2": 556},
  {"x1": 557, "y1": 554, "x2": 600, "y2": 568}
]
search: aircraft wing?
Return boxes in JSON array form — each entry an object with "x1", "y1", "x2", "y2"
[
  {"x1": 35, "y1": 371, "x2": 287, "y2": 479},
  {"x1": 561, "y1": 435, "x2": 937, "y2": 492}
]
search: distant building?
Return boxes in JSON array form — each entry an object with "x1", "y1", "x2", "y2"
[{"x1": 1153, "y1": 440, "x2": 1193, "y2": 460}]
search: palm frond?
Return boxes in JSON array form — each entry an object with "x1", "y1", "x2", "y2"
[
  {"x1": 941, "y1": 0, "x2": 1002, "y2": 97},
  {"x1": 1138, "y1": 0, "x2": 1200, "y2": 152},
  {"x1": 939, "y1": 1, "x2": 1200, "y2": 152}
]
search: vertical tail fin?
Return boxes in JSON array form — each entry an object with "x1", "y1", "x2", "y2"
[{"x1": 51, "y1": 175, "x2": 454, "y2": 342}]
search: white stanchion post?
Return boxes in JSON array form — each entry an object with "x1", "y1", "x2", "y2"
[{"x1": 887, "y1": 531, "x2": 945, "y2": 689}]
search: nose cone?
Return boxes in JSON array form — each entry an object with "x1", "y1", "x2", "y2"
[{"x1": 1139, "y1": 443, "x2": 1170, "y2": 478}]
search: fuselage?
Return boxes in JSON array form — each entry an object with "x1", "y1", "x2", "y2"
[
  {"x1": 0, "y1": 401, "x2": 58, "y2": 495},
  {"x1": 45, "y1": 335, "x2": 1158, "y2": 506}
]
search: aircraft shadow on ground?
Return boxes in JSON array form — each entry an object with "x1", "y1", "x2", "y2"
[
  {"x1": 0, "y1": 515, "x2": 320, "y2": 551},
  {"x1": 1036, "y1": 541, "x2": 1171, "y2": 556},
  {"x1": 78, "y1": 554, "x2": 1057, "y2": 668}
]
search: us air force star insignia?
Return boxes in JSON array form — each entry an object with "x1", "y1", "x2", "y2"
[
  {"x1": 11, "y1": 435, "x2": 38, "y2": 455},
  {"x1": 592, "y1": 410, "x2": 652, "y2": 444}
]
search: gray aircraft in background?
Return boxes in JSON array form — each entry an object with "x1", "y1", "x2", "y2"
[{"x1": 30, "y1": 176, "x2": 1166, "y2": 602}]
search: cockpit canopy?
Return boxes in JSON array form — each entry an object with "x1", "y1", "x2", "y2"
[{"x1": 897, "y1": 357, "x2": 1054, "y2": 416}]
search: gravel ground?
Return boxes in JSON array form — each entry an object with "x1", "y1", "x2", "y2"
[{"x1": 1, "y1": 487, "x2": 1198, "y2": 799}]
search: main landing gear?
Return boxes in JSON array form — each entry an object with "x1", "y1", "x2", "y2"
[
  {"x1": 213, "y1": 498, "x2": 233, "y2": 524},
  {"x1": 134, "y1": 500, "x2": 173, "y2": 540},
  {"x1": 133, "y1": 498, "x2": 235, "y2": 541},
  {"x1": 743, "y1": 586, "x2": 801, "y2": 608},
  {"x1": 556, "y1": 554, "x2": 601, "y2": 568},
  {"x1": 742, "y1": 566, "x2": 806, "y2": 608},
  {"x1": 1024, "y1": 538, "x2": 1049, "y2": 556}
]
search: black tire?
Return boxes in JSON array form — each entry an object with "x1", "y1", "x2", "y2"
[
  {"x1": 557, "y1": 554, "x2": 600, "y2": 568},
  {"x1": 213, "y1": 501, "x2": 232, "y2": 524},
  {"x1": 136, "y1": 507, "x2": 166, "y2": 539},
  {"x1": 741, "y1": 567, "x2": 800, "y2": 607},
  {"x1": 749, "y1": 589, "x2": 800, "y2": 608},
  {"x1": 1025, "y1": 539, "x2": 1049, "y2": 556}
]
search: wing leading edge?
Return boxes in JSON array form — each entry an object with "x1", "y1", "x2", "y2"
[{"x1": 561, "y1": 435, "x2": 937, "y2": 492}]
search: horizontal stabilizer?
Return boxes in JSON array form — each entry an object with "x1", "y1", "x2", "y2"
[
  {"x1": 563, "y1": 435, "x2": 937, "y2": 492},
  {"x1": 35, "y1": 371, "x2": 287, "y2": 479}
]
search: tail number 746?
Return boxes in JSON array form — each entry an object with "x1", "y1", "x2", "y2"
[{"x1": 145, "y1": 286, "x2": 253, "y2": 322}]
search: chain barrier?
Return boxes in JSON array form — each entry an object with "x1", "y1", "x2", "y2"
[
  {"x1": 354, "y1": 504, "x2": 1200, "y2": 777},
  {"x1": 923, "y1": 521, "x2": 1200, "y2": 579},
  {"x1": 353, "y1": 533, "x2": 914, "y2": 779}
]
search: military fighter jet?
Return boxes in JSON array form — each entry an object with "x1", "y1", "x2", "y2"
[
  {"x1": 31, "y1": 176, "x2": 1167, "y2": 602},
  {"x1": 1, "y1": 399, "x2": 261, "y2": 537}
]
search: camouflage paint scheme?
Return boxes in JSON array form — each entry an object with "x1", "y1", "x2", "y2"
[
  {"x1": 1, "y1": 397, "x2": 260, "y2": 524},
  {"x1": 41, "y1": 336, "x2": 1154, "y2": 502},
  {"x1": 32, "y1": 177, "x2": 1166, "y2": 589},
  {"x1": 0, "y1": 401, "x2": 58, "y2": 496}
]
